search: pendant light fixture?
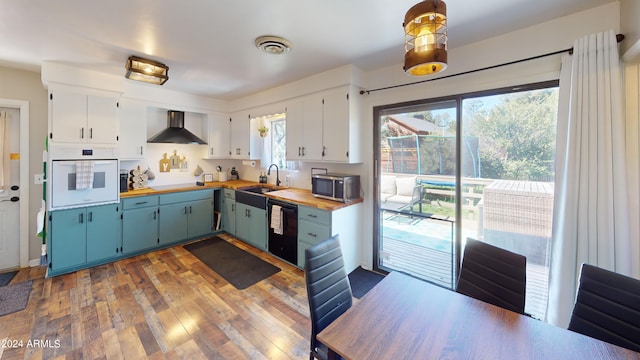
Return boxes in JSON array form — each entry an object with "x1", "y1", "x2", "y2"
[
  {"x1": 403, "y1": 0, "x2": 448, "y2": 76},
  {"x1": 125, "y1": 56, "x2": 169, "y2": 85}
]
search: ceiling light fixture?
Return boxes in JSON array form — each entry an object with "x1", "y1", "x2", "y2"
[
  {"x1": 255, "y1": 36, "x2": 292, "y2": 55},
  {"x1": 125, "y1": 56, "x2": 169, "y2": 85},
  {"x1": 403, "y1": 0, "x2": 448, "y2": 76}
]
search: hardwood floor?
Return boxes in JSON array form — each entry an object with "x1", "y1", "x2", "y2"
[{"x1": 0, "y1": 235, "x2": 312, "y2": 359}]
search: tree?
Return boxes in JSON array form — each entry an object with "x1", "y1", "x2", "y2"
[{"x1": 464, "y1": 89, "x2": 558, "y2": 181}]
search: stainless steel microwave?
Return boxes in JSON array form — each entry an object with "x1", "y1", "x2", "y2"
[{"x1": 311, "y1": 173, "x2": 360, "y2": 203}]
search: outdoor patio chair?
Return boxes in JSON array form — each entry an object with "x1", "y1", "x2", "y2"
[
  {"x1": 304, "y1": 235, "x2": 353, "y2": 360},
  {"x1": 568, "y1": 263, "x2": 640, "y2": 352},
  {"x1": 456, "y1": 238, "x2": 527, "y2": 314}
]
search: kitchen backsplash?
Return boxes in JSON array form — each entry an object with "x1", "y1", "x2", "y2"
[{"x1": 120, "y1": 143, "x2": 363, "y2": 190}]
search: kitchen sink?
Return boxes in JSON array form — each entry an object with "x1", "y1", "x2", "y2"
[
  {"x1": 241, "y1": 186, "x2": 277, "y2": 194},
  {"x1": 235, "y1": 187, "x2": 269, "y2": 209}
]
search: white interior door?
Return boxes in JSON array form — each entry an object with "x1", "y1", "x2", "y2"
[{"x1": 0, "y1": 107, "x2": 20, "y2": 270}]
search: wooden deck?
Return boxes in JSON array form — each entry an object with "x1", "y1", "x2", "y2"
[{"x1": 381, "y1": 235, "x2": 550, "y2": 319}]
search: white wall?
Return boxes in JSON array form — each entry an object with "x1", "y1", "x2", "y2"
[{"x1": 0, "y1": 67, "x2": 47, "y2": 263}]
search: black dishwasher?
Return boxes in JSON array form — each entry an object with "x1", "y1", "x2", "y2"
[{"x1": 267, "y1": 199, "x2": 298, "y2": 264}]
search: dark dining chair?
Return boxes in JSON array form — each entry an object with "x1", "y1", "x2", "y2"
[
  {"x1": 304, "y1": 235, "x2": 353, "y2": 360},
  {"x1": 568, "y1": 263, "x2": 640, "y2": 352},
  {"x1": 456, "y1": 238, "x2": 527, "y2": 314}
]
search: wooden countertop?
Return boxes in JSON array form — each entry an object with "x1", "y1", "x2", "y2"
[
  {"x1": 119, "y1": 180, "x2": 362, "y2": 211},
  {"x1": 264, "y1": 188, "x2": 363, "y2": 211}
]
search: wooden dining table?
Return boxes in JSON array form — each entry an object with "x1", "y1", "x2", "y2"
[{"x1": 317, "y1": 271, "x2": 639, "y2": 359}]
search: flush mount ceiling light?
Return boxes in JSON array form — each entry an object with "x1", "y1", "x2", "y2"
[
  {"x1": 403, "y1": 0, "x2": 448, "y2": 76},
  {"x1": 125, "y1": 56, "x2": 169, "y2": 85},
  {"x1": 255, "y1": 36, "x2": 292, "y2": 55}
]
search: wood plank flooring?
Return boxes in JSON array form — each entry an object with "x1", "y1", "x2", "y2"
[{"x1": 0, "y1": 235, "x2": 312, "y2": 359}]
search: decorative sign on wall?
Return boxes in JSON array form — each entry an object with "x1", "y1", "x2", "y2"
[
  {"x1": 159, "y1": 150, "x2": 188, "y2": 173},
  {"x1": 159, "y1": 153, "x2": 171, "y2": 172}
]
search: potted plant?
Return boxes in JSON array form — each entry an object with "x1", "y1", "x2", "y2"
[{"x1": 258, "y1": 125, "x2": 269, "y2": 138}]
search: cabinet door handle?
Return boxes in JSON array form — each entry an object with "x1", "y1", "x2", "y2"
[
  {"x1": 79, "y1": 213, "x2": 84, "y2": 224},
  {"x1": 302, "y1": 147, "x2": 306, "y2": 156},
  {"x1": 322, "y1": 146, "x2": 326, "y2": 157},
  {"x1": 89, "y1": 128, "x2": 93, "y2": 139},
  {"x1": 210, "y1": 148, "x2": 214, "y2": 155},
  {"x1": 307, "y1": 232, "x2": 317, "y2": 238},
  {"x1": 153, "y1": 211, "x2": 157, "y2": 220},
  {"x1": 184, "y1": 206, "x2": 188, "y2": 214},
  {"x1": 189, "y1": 206, "x2": 192, "y2": 214},
  {"x1": 135, "y1": 201, "x2": 148, "y2": 205},
  {"x1": 88, "y1": 212, "x2": 93, "y2": 222},
  {"x1": 298, "y1": 147, "x2": 301, "y2": 157},
  {"x1": 232, "y1": 204, "x2": 235, "y2": 211},
  {"x1": 80, "y1": 128, "x2": 84, "y2": 139},
  {"x1": 307, "y1": 214, "x2": 318, "y2": 218},
  {"x1": 140, "y1": 146, "x2": 144, "y2": 155}
]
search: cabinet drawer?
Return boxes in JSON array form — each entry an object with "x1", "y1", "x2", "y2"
[
  {"x1": 223, "y1": 188, "x2": 235, "y2": 200},
  {"x1": 298, "y1": 206, "x2": 330, "y2": 226},
  {"x1": 121, "y1": 195, "x2": 159, "y2": 210},
  {"x1": 159, "y1": 189, "x2": 213, "y2": 205},
  {"x1": 298, "y1": 219, "x2": 331, "y2": 245}
]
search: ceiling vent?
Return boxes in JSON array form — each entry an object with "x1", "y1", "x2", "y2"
[{"x1": 255, "y1": 36, "x2": 292, "y2": 55}]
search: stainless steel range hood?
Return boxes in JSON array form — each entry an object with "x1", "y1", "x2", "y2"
[{"x1": 147, "y1": 110, "x2": 207, "y2": 144}]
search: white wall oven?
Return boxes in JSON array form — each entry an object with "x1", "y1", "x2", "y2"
[{"x1": 48, "y1": 145, "x2": 119, "y2": 210}]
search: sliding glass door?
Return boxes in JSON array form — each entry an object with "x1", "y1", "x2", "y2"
[
  {"x1": 375, "y1": 99, "x2": 459, "y2": 289},
  {"x1": 374, "y1": 81, "x2": 559, "y2": 320}
]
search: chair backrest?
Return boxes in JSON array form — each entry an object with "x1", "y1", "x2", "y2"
[
  {"x1": 304, "y1": 235, "x2": 353, "y2": 355},
  {"x1": 568, "y1": 263, "x2": 640, "y2": 352},
  {"x1": 409, "y1": 185, "x2": 422, "y2": 206},
  {"x1": 456, "y1": 238, "x2": 527, "y2": 314}
]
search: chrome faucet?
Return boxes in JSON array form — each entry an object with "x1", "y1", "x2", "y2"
[{"x1": 267, "y1": 164, "x2": 281, "y2": 186}]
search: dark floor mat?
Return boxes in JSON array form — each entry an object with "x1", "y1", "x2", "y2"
[
  {"x1": 0, "y1": 280, "x2": 32, "y2": 316},
  {"x1": 0, "y1": 270, "x2": 18, "y2": 287},
  {"x1": 348, "y1": 266, "x2": 385, "y2": 299},
  {"x1": 184, "y1": 237, "x2": 280, "y2": 290}
]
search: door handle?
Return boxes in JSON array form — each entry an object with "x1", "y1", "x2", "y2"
[
  {"x1": 184, "y1": 206, "x2": 188, "y2": 214},
  {"x1": 307, "y1": 232, "x2": 317, "y2": 238},
  {"x1": 79, "y1": 213, "x2": 84, "y2": 224},
  {"x1": 153, "y1": 211, "x2": 157, "y2": 220},
  {"x1": 140, "y1": 146, "x2": 144, "y2": 155},
  {"x1": 88, "y1": 212, "x2": 93, "y2": 222},
  {"x1": 89, "y1": 128, "x2": 93, "y2": 139},
  {"x1": 80, "y1": 128, "x2": 84, "y2": 139},
  {"x1": 189, "y1": 206, "x2": 192, "y2": 214}
]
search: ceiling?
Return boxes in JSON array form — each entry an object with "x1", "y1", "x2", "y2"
[{"x1": 0, "y1": 0, "x2": 616, "y2": 100}]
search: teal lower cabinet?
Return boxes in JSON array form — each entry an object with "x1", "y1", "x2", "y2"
[
  {"x1": 297, "y1": 206, "x2": 332, "y2": 268},
  {"x1": 158, "y1": 189, "x2": 214, "y2": 245},
  {"x1": 158, "y1": 202, "x2": 189, "y2": 246},
  {"x1": 235, "y1": 203, "x2": 267, "y2": 250},
  {"x1": 46, "y1": 188, "x2": 219, "y2": 277},
  {"x1": 221, "y1": 189, "x2": 236, "y2": 235},
  {"x1": 121, "y1": 195, "x2": 159, "y2": 255},
  {"x1": 296, "y1": 203, "x2": 362, "y2": 273},
  {"x1": 86, "y1": 204, "x2": 122, "y2": 262},
  {"x1": 188, "y1": 198, "x2": 215, "y2": 238},
  {"x1": 48, "y1": 203, "x2": 121, "y2": 275}
]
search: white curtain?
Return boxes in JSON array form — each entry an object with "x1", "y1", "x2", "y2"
[{"x1": 546, "y1": 30, "x2": 632, "y2": 327}]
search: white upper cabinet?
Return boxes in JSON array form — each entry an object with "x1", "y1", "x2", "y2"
[
  {"x1": 285, "y1": 101, "x2": 304, "y2": 161},
  {"x1": 207, "y1": 112, "x2": 231, "y2": 159},
  {"x1": 117, "y1": 98, "x2": 147, "y2": 160},
  {"x1": 285, "y1": 85, "x2": 361, "y2": 163},
  {"x1": 49, "y1": 88, "x2": 119, "y2": 145},
  {"x1": 230, "y1": 110, "x2": 253, "y2": 159}
]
